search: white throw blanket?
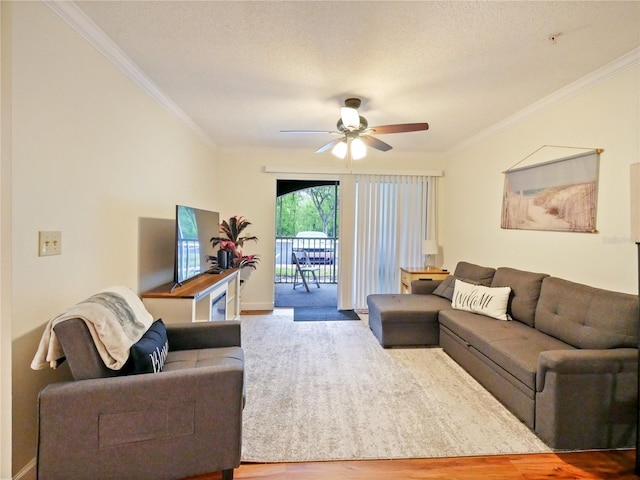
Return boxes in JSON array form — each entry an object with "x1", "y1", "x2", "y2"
[{"x1": 31, "y1": 286, "x2": 154, "y2": 371}]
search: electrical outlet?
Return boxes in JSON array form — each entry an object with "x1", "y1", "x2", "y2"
[{"x1": 39, "y1": 231, "x2": 62, "y2": 256}]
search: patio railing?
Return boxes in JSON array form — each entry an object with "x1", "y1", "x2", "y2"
[{"x1": 274, "y1": 236, "x2": 338, "y2": 284}]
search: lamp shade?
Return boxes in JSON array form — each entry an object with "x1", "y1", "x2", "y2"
[
  {"x1": 331, "y1": 137, "x2": 367, "y2": 160},
  {"x1": 331, "y1": 140, "x2": 347, "y2": 159},
  {"x1": 351, "y1": 138, "x2": 367, "y2": 160},
  {"x1": 631, "y1": 163, "x2": 640, "y2": 242},
  {"x1": 341, "y1": 107, "x2": 360, "y2": 129},
  {"x1": 422, "y1": 240, "x2": 438, "y2": 255}
]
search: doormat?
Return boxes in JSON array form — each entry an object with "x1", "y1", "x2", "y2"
[{"x1": 293, "y1": 307, "x2": 360, "y2": 322}]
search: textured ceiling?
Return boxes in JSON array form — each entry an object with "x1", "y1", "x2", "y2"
[{"x1": 73, "y1": 1, "x2": 640, "y2": 154}]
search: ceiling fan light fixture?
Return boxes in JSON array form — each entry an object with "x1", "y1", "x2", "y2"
[
  {"x1": 341, "y1": 107, "x2": 360, "y2": 129},
  {"x1": 281, "y1": 96, "x2": 429, "y2": 156},
  {"x1": 331, "y1": 140, "x2": 348, "y2": 159},
  {"x1": 351, "y1": 137, "x2": 367, "y2": 160}
]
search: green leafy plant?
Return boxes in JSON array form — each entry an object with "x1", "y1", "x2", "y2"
[{"x1": 210, "y1": 216, "x2": 260, "y2": 270}]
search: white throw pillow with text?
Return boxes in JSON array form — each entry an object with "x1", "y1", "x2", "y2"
[{"x1": 452, "y1": 279, "x2": 512, "y2": 321}]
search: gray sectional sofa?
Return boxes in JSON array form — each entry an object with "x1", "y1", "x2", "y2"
[{"x1": 367, "y1": 261, "x2": 639, "y2": 450}]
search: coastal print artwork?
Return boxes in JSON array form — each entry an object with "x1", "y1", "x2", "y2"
[{"x1": 501, "y1": 151, "x2": 600, "y2": 233}]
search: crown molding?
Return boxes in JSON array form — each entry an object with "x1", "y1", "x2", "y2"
[
  {"x1": 44, "y1": 0, "x2": 216, "y2": 149},
  {"x1": 449, "y1": 47, "x2": 640, "y2": 154}
]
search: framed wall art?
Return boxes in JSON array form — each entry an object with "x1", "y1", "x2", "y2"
[{"x1": 501, "y1": 149, "x2": 601, "y2": 233}]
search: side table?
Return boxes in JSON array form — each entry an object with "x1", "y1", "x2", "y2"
[{"x1": 399, "y1": 267, "x2": 449, "y2": 294}]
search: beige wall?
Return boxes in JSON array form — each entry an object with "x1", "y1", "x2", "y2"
[
  {"x1": 8, "y1": 2, "x2": 218, "y2": 475},
  {"x1": 442, "y1": 65, "x2": 640, "y2": 294},
  {"x1": 1, "y1": 4, "x2": 12, "y2": 479},
  {"x1": 213, "y1": 147, "x2": 446, "y2": 310}
]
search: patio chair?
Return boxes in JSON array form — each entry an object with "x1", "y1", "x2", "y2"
[{"x1": 292, "y1": 250, "x2": 320, "y2": 292}]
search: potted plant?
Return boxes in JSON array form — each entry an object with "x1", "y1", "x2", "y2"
[{"x1": 209, "y1": 216, "x2": 260, "y2": 271}]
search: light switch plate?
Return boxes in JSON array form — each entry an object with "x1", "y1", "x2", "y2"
[{"x1": 39, "y1": 231, "x2": 62, "y2": 256}]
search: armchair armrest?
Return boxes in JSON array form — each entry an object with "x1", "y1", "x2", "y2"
[
  {"x1": 166, "y1": 320, "x2": 241, "y2": 350},
  {"x1": 410, "y1": 279, "x2": 443, "y2": 295},
  {"x1": 38, "y1": 365, "x2": 243, "y2": 480}
]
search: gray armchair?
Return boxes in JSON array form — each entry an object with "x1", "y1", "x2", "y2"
[{"x1": 37, "y1": 319, "x2": 244, "y2": 480}]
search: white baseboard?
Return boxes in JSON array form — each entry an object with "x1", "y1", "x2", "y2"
[{"x1": 240, "y1": 301, "x2": 274, "y2": 312}]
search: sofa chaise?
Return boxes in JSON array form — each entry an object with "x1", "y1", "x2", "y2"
[{"x1": 367, "y1": 261, "x2": 639, "y2": 450}]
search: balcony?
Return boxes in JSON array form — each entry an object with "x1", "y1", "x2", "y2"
[{"x1": 275, "y1": 234, "x2": 338, "y2": 284}]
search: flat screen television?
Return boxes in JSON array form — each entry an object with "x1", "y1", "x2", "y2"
[{"x1": 174, "y1": 205, "x2": 220, "y2": 285}]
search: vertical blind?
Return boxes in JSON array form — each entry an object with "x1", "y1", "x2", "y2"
[{"x1": 350, "y1": 174, "x2": 435, "y2": 308}]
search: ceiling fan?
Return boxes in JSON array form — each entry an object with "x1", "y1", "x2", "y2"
[{"x1": 281, "y1": 98, "x2": 429, "y2": 160}]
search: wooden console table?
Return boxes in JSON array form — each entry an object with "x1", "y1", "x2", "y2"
[
  {"x1": 142, "y1": 268, "x2": 240, "y2": 323},
  {"x1": 400, "y1": 267, "x2": 449, "y2": 294}
]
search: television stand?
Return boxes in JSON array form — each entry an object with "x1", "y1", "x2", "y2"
[{"x1": 141, "y1": 268, "x2": 240, "y2": 323}]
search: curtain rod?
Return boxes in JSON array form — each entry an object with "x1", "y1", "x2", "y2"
[{"x1": 264, "y1": 166, "x2": 444, "y2": 177}]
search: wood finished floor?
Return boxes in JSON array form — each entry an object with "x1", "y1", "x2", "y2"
[{"x1": 187, "y1": 450, "x2": 638, "y2": 479}]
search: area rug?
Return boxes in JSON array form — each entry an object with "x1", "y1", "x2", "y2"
[
  {"x1": 240, "y1": 312, "x2": 551, "y2": 463},
  {"x1": 293, "y1": 306, "x2": 360, "y2": 321}
]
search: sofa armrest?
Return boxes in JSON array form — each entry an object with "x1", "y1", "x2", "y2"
[
  {"x1": 166, "y1": 320, "x2": 241, "y2": 350},
  {"x1": 410, "y1": 279, "x2": 443, "y2": 295},
  {"x1": 536, "y1": 348, "x2": 638, "y2": 392},
  {"x1": 535, "y1": 348, "x2": 638, "y2": 449},
  {"x1": 37, "y1": 365, "x2": 244, "y2": 479}
]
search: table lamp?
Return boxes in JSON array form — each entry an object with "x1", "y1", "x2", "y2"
[{"x1": 422, "y1": 240, "x2": 439, "y2": 270}]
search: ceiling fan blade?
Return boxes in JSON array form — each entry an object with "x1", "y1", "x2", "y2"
[
  {"x1": 315, "y1": 137, "x2": 344, "y2": 153},
  {"x1": 360, "y1": 134, "x2": 393, "y2": 152},
  {"x1": 368, "y1": 123, "x2": 429, "y2": 134},
  {"x1": 280, "y1": 130, "x2": 336, "y2": 134}
]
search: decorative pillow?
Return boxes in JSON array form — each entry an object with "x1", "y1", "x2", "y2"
[
  {"x1": 124, "y1": 319, "x2": 169, "y2": 374},
  {"x1": 453, "y1": 262, "x2": 496, "y2": 286},
  {"x1": 433, "y1": 275, "x2": 483, "y2": 301},
  {"x1": 432, "y1": 275, "x2": 456, "y2": 300},
  {"x1": 452, "y1": 279, "x2": 512, "y2": 321}
]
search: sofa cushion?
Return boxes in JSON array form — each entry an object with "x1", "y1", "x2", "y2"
[
  {"x1": 124, "y1": 319, "x2": 169, "y2": 374},
  {"x1": 439, "y1": 309, "x2": 575, "y2": 390},
  {"x1": 163, "y1": 346, "x2": 244, "y2": 371},
  {"x1": 535, "y1": 277, "x2": 639, "y2": 349},
  {"x1": 452, "y1": 279, "x2": 511, "y2": 321},
  {"x1": 433, "y1": 262, "x2": 496, "y2": 300},
  {"x1": 367, "y1": 293, "x2": 452, "y2": 324},
  {"x1": 491, "y1": 267, "x2": 549, "y2": 327},
  {"x1": 411, "y1": 279, "x2": 443, "y2": 295},
  {"x1": 453, "y1": 261, "x2": 496, "y2": 286}
]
